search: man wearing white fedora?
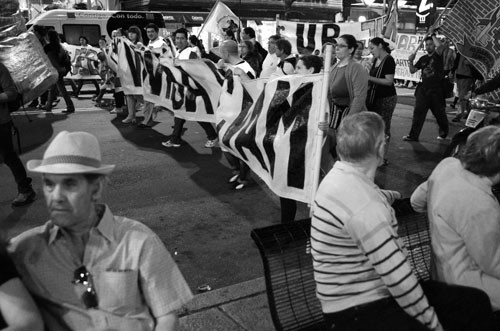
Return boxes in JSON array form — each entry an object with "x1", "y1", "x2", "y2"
[{"x1": 9, "y1": 131, "x2": 193, "y2": 331}]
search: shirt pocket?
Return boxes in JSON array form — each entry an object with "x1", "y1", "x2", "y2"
[{"x1": 94, "y1": 270, "x2": 140, "y2": 313}]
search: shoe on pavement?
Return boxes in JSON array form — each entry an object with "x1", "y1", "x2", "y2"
[
  {"x1": 437, "y1": 135, "x2": 448, "y2": 141},
  {"x1": 402, "y1": 135, "x2": 418, "y2": 142},
  {"x1": 228, "y1": 174, "x2": 239, "y2": 183},
  {"x1": 62, "y1": 109, "x2": 75, "y2": 113},
  {"x1": 122, "y1": 117, "x2": 136, "y2": 124},
  {"x1": 161, "y1": 140, "x2": 181, "y2": 148},
  {"x1": 204, "y1": 138, "x2": 219, "y2": 148},
  {"x1": 11, "y1": 190, "x2": 36, "y2": 207}
]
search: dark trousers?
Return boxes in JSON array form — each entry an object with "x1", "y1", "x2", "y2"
[
  {"x1": 170, "y1": 117, "x2": 217, "y2": 143},
  {"x1": 114, "y1": 91, "x2": 124, "y2": 108},
  {"x1": 323, "y1": 281, "x2": 495, "y2": 331},
  {"x1": 46, "y1": 75, "x2": 74, "y2": 112},
  {"x1": 0, "y1": 121, "x2": 32, "y2": 193},
  {"x1": 408, "y1": 87, "x2": 449, "y2": 139},
  {"x1": 280, "y1": 197, "x2": 297, "y2": 224}
]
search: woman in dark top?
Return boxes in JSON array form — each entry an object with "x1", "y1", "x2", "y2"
[
  {"x1": 239, "y1": 40, "x2": 262, "y2": 78},
  {"x1": 367, "y1": 37, "x2": 397, "y2": 165},
  {"x1": 0, "y1": 239, "x2": 42, "y2": 330}
]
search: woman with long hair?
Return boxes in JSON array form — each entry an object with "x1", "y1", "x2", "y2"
[
  {"x1": 122, "y1": 26, "x2": 144, "y2": 124},
  {"x1": 43, "y1": 30, "x2": 75, "y2": 113},
  {"x1": 0, "y1": 237, "x2": 43, "y2": 330},
  {"x1": 239, "y1": 40, "x2": 262, "y2": 77},
  {"x1": 367, "y1": 37, "x2": 397, "y2": 166}
]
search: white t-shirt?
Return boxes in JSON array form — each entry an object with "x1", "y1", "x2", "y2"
[
  {"x1": 148, "y1": 37, "x2": 166, "y2": 49},
  {"x1": 233, "y1": 60, "x2": 256, "y2": 79},
  {"x1": 260, "y1": 53, "x2": 278, "y2": 78},
  {"x1": 176, "y1": 46, "x2": 199, "y2": 60}
]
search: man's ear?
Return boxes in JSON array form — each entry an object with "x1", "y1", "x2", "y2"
[{"x1": 91, "y1": 177, "x2": 105, "y2": 202}]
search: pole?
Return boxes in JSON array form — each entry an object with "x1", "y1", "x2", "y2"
[
  {"x1": 412, "y1": 0, "x2": 455, "y2": 54},
  {"x1": 276, "y1": 14, "x2": 280, "y2": 36},
  {"x1": 310, "y1": 44, "x2": 333, "y2": 215}
]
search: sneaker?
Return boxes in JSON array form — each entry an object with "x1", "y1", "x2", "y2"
[
  {"x1": 204, "y1": 138, "x2": 218, "y2": 148},
  {"x1": 11, "y1": 190, "x2": 36, "y2": 207},
  {"x1": 402, "y1": 135, "x2": 418, "y2": 142},
  {"x1": 122, "y1": 117, "x2": 136, "y2": 124},
  {"x1": 228, "y1": 173, "x2": 239, "y2": 183},
  {"x1": 437, "y1": 135, "x2": 448, "y2": 141},
  {"x1": 110, "y1": 108, "x2": 118, "y2": 114},
  {"x1": 161, "y1": 140, "x2": 181, "y2": 148}
]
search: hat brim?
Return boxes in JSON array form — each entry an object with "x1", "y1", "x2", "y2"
[{"x1": 27, "y1": 159, "x2": 115, "y2": 175}]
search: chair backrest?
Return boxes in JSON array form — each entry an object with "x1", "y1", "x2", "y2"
[
  {"x1": 251, "y1": 219, "x2": 327, "y2": 331},
  {"x1": 251, "y1": 200, "x2": 431, "y2": 331}
]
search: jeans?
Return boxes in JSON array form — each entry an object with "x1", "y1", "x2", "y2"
[
  {"x1": 408, "y1": 86, "x2": 449, "y2": 139},
  {"x1": 0, "y1": 121, "x2": 32, "y2": 193},
  {"x1": 323, "y1": 281, "x2": 495, "y2": 331},
  {"x1": 170, "y1": 117, "x2": 217, "y2": 143},
  {"x1": 46, "y1": 74, "x2": 75, "y2": 112}
]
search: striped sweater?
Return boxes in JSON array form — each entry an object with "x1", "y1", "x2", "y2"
[{"x1": 311, "y1": 161, "x2": 441, "y2": 330}]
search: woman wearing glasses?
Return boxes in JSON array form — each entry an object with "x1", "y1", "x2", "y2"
[{"x1": 0, "y1": 238, "x2": 42, "y2": 330}]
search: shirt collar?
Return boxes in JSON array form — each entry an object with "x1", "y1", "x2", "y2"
[
  {"x1": 47, "y1": 204, "x2": 114, "y2": 245},
  {"x1": 334, "y1": 161, "x2": 377, "y2": 189}
]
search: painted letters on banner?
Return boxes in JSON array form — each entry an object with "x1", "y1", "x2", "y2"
[
  {"x1": 112, "y1": 37, "x2": 224, "y2": 122},
  {"x1": 440, "y1": 0, "x2": 500, "y2": 100},
  {"x1": 217, "y1": 75, "x2": 324, "y2": 203},
  {"x1": 392, "y1": 33, "x2": 426, "y2": 82}
]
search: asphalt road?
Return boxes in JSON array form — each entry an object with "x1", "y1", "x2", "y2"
[{"x1": 0, "y1": 88, "x2": 463, "y2": 291}]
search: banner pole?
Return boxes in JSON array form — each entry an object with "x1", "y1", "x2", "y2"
[
  {"x1": 309, "y1": 44, "x2": 333, "y2": 216},
  {"x1": 412, "y1": 0, "x2": 455, "y2": 54},
  {"x1": 276, "y1": 14, "x2": 280, "y2": 36}
]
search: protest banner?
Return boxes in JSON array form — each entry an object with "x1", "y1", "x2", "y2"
[
  {"x1": 278, "y1": 20, "x2": 371, "y2": 55},
  {"x1": 392, "y1": 33, "x2": 426, "y2": 82},
  {"x1": 112, "y1": 37, "x2": 224, "y2": 122},
  {"x1": 440, "y1": 0, "x2": 500, "y2": 100},
  {"x1": 217, "y1": 74, "x2": 324, "y2": 203}
]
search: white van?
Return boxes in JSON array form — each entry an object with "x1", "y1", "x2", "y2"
[{"x1": 26, "y1": 9, "x2": 166, "y2": 46}]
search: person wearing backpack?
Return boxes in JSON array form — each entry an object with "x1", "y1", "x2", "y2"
[
  {"x1": 0, "y1": 62, "x2": 36, "y2": 207},
  {"x1": 43, "y1": 30, "x2": 75, "y2": 113}
]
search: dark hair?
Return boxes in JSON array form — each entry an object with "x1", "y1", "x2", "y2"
[
  {"x1": 128, "y1": 25, "x2": 143, "y2": 44},
  {"x1": 243, "y1": 27, "x2": 256, "y2": 39},
  {"x1": 79, "y1": 36, "x2": 89, "y2": 44},
  {"x1": 460, "y1": 126, "x2": 500, "y2": 177},
  {"x1": 339, "y1": 34, "x2": 358, "y2": 56},
  {"x1": 99, "y1": 36, "x2": 106, "y2": 42},
  {"x1": 48, "y1": 30, "x2": 61, "y2": 46},
  {"x1": 145, "y1": 23, "x2": 159, "y2": 32},
  {"x1": 298, "y1": 55, "x2": 322, "y2": 73},
  {"x1": 370, "y1": 37, "x2": 391, "y2": 54},
  {"x1": 276, "y1": 39, "x2": 292, "y2": 55},
  {"x1": 268, "y1": 34, "x2": 281, "y2": 42},
  {"x1": 242, "y1": 40, "x2": 254, "y2": 52},
  {"x1": 33, "y1": 25, "x2": 47, "y2": 36},
  {"x1": 174, "y1": 28, "x2": 189, "y2": 39},
  {"x1": 424, "y1": 36, "x2": 434, "y2": 43},
  {"x1": 189, "y1": 35, "x2": 199, "y2": 45}
]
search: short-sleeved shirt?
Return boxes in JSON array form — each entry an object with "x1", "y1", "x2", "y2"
[
  {"x1": 369, "y1": 55, "x2": 396, "y2": 99},
  {"x1": 414, "y1": 52, "x2": 444, "y2": 90},
  {"x1": 9, "y1": 205, "x2": 193, "y2": 331},
  {"x1": 0, "y1": 252, "x2": 19, "y2": 328}
]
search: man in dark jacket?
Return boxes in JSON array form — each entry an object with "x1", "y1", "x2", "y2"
[
  {"x1": 0, "y1": 62, "x2": 36, "y2": 206},
  {"x1": 240, "y1": 27, "x2": 267, "y2": 65}
]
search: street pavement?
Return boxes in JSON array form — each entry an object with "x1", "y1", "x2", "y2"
[{"x1": 0, "y1": 87, "x2": 464, "y2": 330}]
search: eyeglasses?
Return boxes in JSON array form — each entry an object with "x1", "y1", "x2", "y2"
[{"x1": 72, "y1": 266, "x2": 98, "y2": 309}]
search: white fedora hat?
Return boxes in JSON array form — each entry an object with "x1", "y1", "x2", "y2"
[{"x1": 27, "y1": 131, "x2": 115, "y2": 175}]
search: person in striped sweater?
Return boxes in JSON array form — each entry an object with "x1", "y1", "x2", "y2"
[{"x1": 311, "y1": 112, "x2": 495, "y2": 331}]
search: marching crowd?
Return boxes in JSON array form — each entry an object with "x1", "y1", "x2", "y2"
[{"x1": 2, "y1": 22, "x2": 500, "y2": 331}]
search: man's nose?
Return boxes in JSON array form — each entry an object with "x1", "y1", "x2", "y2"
[{"x1": 50, "y1": 184, "x2": 65, "y2": 201}]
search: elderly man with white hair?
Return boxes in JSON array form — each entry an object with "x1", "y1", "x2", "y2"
[
  {"x1": 9, "y1": 131, "x2": 193, "y2": 331},
  {"x1": 311, "y1": 112, "x2": 496, "y2": 331}
]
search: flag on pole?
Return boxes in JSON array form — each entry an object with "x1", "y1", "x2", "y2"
[
  {"x1": 382, "y1": 0, "x2": 398, "y2": 44},
  {"x1": 440, "y1": 0, "x2": 500, "y2": 99},
  {"x1": 199, "y1": 0, "x2": 240, "y2": 38},
  {"x1": 217, "y1": 75, "x2": 325, "y2": 203}
]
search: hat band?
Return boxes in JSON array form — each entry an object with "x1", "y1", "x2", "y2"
[{"x1": 41, "y1": 155, "x2": 101, "y2": 168}]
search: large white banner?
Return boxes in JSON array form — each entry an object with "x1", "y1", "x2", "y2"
[
  {"x1": 278, "y1": 20, "x2": 371, "y2": 55},
  {"x1": 217, "y1": 74, "x2": 324, "y2": 203}
]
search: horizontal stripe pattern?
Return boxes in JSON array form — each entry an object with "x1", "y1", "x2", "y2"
[{"x1": 311, "y1": 162, "x2": 440, "y2": 330}]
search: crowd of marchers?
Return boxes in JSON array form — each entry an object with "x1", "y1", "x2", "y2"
[{"x1": 1, "y1": 23, "x2": 500, "y2": 331}]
